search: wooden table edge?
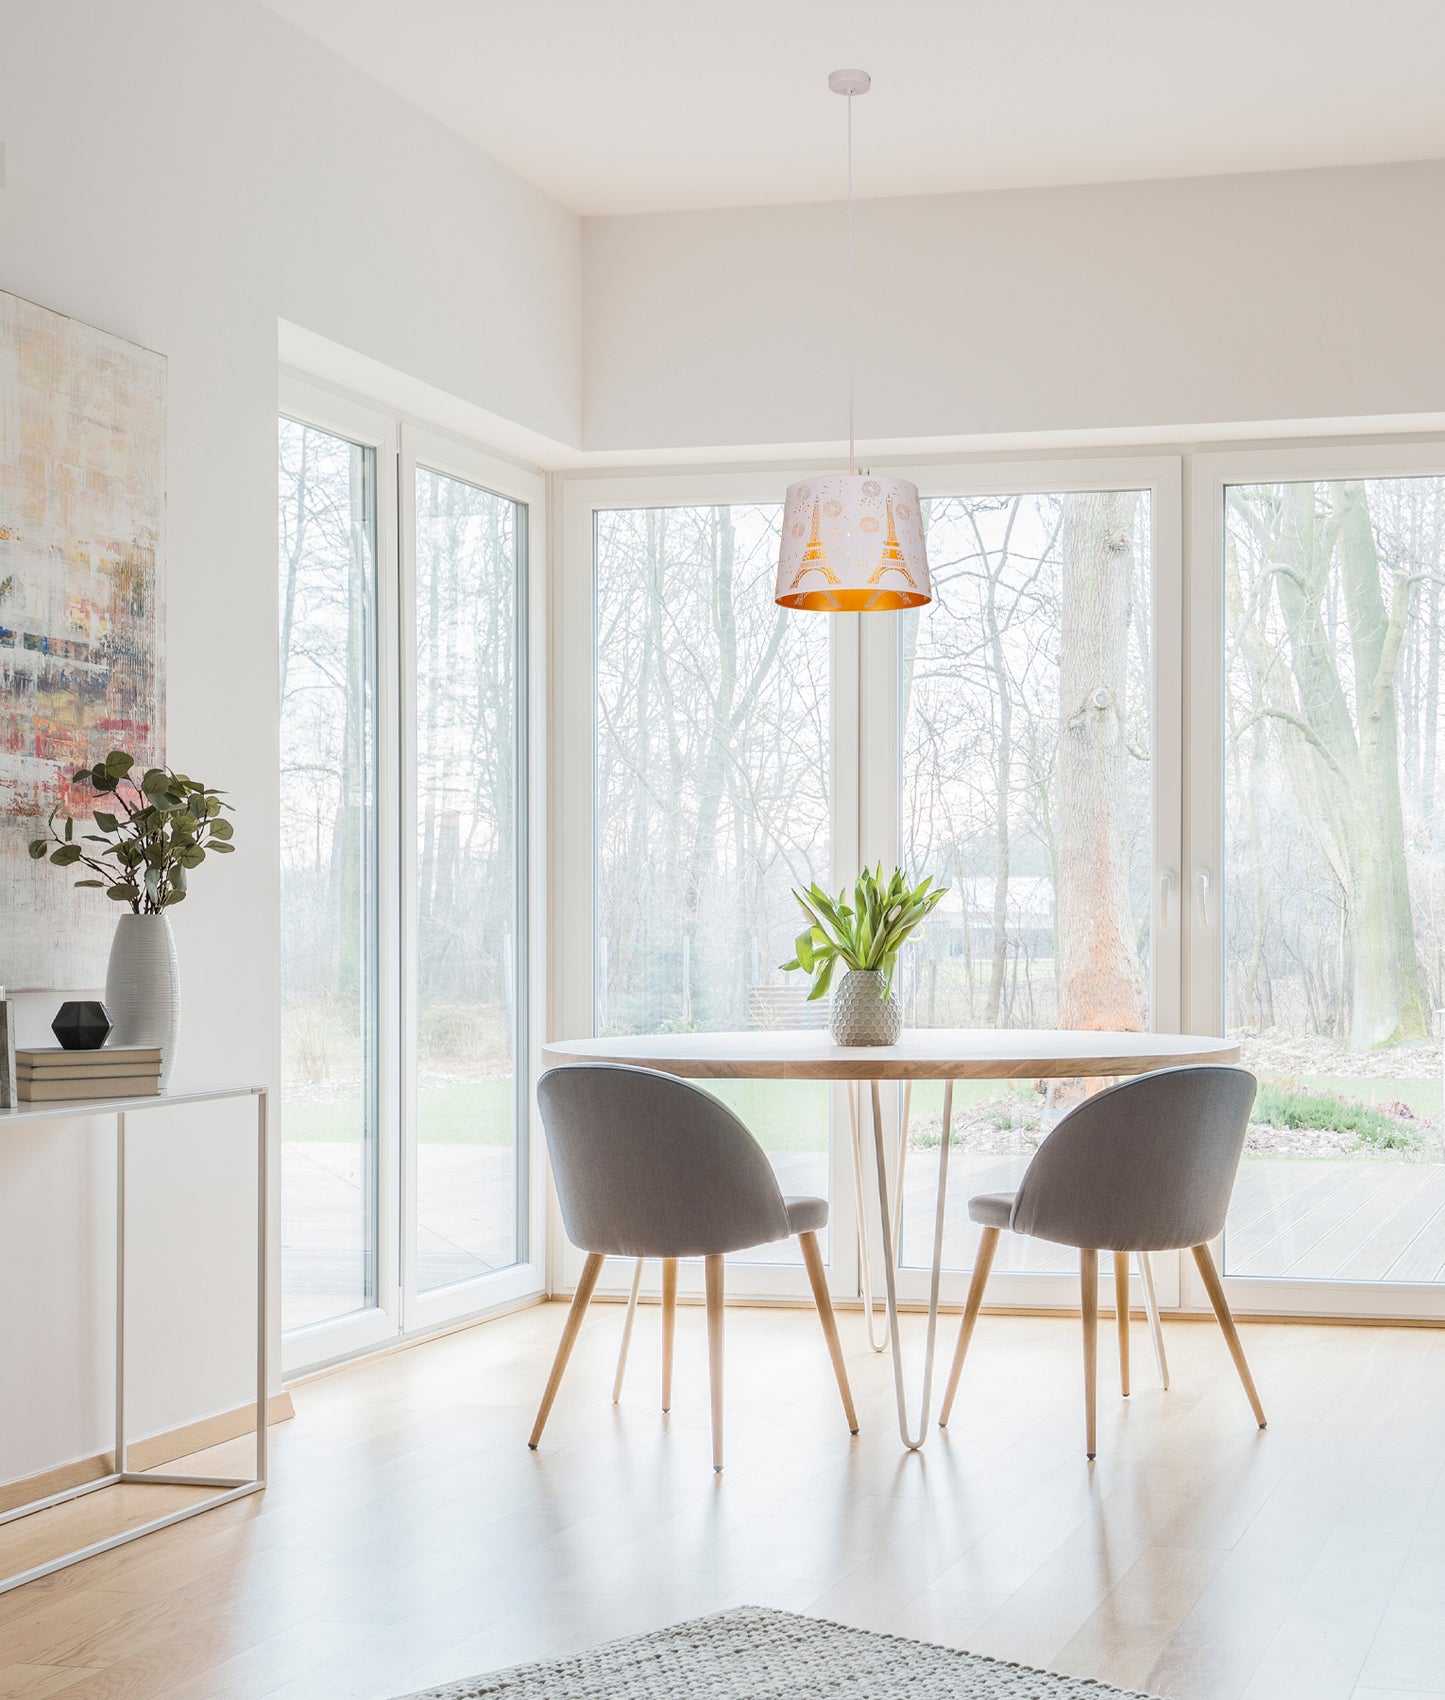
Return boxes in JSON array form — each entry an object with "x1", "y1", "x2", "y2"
[{"x1": 539, "y1": 1040, "x2": 1242, "y2": 1081}]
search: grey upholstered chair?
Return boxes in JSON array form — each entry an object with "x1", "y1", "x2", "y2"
[
  {"x1": 939, "y1": 1065, "x2": 1265, "y2": 1459},
  {"x1": 530, "y1": 1063, "x2": 858, "y2": 1471}
]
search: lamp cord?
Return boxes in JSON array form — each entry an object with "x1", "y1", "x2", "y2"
[{"x1": 846, "y1": 90, "x2": 855, "y2": 478}]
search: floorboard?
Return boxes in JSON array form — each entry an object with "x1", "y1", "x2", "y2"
[{"x1": 1, "y1": 1303, "x2": 1442, "y2": 1698}]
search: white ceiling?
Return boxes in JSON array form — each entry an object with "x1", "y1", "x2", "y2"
[{"x1": 261, "y1": 0, "x2": 1445, "y2": 216}]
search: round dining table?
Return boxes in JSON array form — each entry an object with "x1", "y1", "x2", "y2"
[{"x1": 540, "y1": 1028, "x2": 1240, "y2": 1450}]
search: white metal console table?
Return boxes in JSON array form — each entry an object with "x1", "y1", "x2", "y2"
[{"x1": 0, "y1": 1084, "x2": 268, "y2": 1594}]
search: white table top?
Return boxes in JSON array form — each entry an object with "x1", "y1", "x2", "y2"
[{"x1": 541, "y1": 1029, "x2": 1239, "y2": 1082}]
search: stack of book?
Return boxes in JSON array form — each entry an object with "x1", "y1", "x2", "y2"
[{"x1": 15, "y1": 1046, "x2": 163, "y2": 1102}]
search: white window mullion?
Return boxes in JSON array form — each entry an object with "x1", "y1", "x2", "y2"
[{"x1": 395, "y1": 428, "x2": 421, "y2": 1328}]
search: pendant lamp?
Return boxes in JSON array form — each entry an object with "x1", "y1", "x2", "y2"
[{"x1": 775, "y1": 70, "x2": 931, "y2": 613}]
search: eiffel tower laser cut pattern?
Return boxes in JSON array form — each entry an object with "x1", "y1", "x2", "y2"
[{"x1": 788, "y1": 501, "x2": 842, "y2": 590}]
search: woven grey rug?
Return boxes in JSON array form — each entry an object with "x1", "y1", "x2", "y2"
[{"x1": 398, "y1": 1605, "x2": 1162, "y2": 1698}]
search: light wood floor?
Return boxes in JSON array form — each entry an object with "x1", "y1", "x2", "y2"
[{"x1": 3, "y1": 1300, "x2": 1444, "y2": 1699}]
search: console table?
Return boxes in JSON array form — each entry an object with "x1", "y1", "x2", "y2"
[{"x1": 0, "y1": 1084, "x2": 268, "y2": 1594}]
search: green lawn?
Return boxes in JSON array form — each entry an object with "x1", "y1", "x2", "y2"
[
  {"x1": 282, "y1": 1070, "x2": 1443, "y2": 1156},
  {"x1": 282, "y1": 1076, "x2": 834, "y2": 1152},
  {"x1": 284, "y1": 1081, "x2": 517, "y2": 1145},
  {"x1": 1291, "y1": 1074, "x2": 1439, "y2": 1118}
]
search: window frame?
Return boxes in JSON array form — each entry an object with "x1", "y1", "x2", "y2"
[
  {"x1": 278, "y1": 378, "x2": 547, "y2": 1377},
  {"x1": 399, "y1": 424, "x2": 548, "y2": 1335},
  {"x1": 1187, "y1": 440, "x2": 1445, "y2": 1323},
  {"x1": 278, "y1": 377, "x2": 402, "y2": 1374}
]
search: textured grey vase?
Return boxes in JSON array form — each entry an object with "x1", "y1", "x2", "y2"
[
  {"x1": 829, "y1": 968, "x2": 902, "y2": 1046},
  {"x1": 105, "y1": 913, "x2": 180, "y2": 1087}
]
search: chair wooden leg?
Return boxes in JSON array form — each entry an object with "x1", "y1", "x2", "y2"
[
  {"x1": 529, "y1": 1252, "x2": 604, "y2": 1449},
  {"x1": 660, "y1": 1257, "x2": 678, "y2": 1412},
  {"x1": 939, "y1": 1225, "x2": 999, "y2": 1427},
  {"x1": 612, "y1": 1257, "x2": 644, "y2": 1404},
  {"x1": 1113, "y1": 1250, "x2": 1131, "y2": 1397},
  {"x1": 798, "y1": 1230, "x2": 858, "y2": 1435},
  {"x1": 705, "y1": 1253, "x2": 725, "y2": 1472},
  {"x1": 1138, "y1": 1249, "x2": 1170, "y2": 1390},
  {"x1": 1191, "y1": 1243, "x2": 1267, "y2": 1428},
  {"x1": 1081, "y1": 1249, "x2": 1099, "y2": 1459}
]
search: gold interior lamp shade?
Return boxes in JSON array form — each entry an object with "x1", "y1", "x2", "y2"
[{"x1": 775, "y1": 474, "x2": 932, "y2": 612}]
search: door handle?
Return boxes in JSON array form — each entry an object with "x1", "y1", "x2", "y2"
[
  {"x1": 1158, "y1": 869, "x2": 1176, "y2": 929},
  {"x1": 1197, "y1": 869, "x2": 1212, "y2": 929}
]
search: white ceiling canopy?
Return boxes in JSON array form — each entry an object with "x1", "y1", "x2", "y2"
[{"x1": 260, "y1": 0, "x2": 1445, "y2": 215}]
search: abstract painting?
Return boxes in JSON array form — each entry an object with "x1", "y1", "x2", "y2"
[{"x1": 0, "y1": 290, "x2": 165, "y2": 988}]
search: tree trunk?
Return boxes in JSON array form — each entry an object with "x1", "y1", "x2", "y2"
[
  {"x1": 984, "y1": 566, "x2": 1012, "y2": 1025},
  {"x1": 1056, "y1": 492, "x2": 1146, "y2": 1032},
  {"x1": 333, "y1": 449, "x2": 370, "y2": 1004},
  {"x1": 1424, "y1": 577, "x2": 1440, "y2": 827},
  {"x1": 1333, "y1": 481, "x2": 1429, "y2": 1046},
  {"x1": 1257, "y1": 481, "x2": 1428, "y2": 1047}
]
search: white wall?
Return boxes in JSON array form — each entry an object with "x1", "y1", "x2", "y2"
[
  {"x1": 581, "y1": 160, "x2": 1445, "y2": 453},
  {"x1": 0, "y1": 0, "x2": 580, "y2": 1482}
]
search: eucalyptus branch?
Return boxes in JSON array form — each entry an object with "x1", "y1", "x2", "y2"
[{"x1": 28, "y1": 749, "x2": 237, "y2": 915}]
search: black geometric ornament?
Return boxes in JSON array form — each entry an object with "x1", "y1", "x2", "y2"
[{"x1": 52, "y1": 1000, "x2": 113, "y2": 1050}]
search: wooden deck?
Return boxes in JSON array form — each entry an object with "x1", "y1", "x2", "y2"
[
  {"x1": 281, "y1": 1141, "x2": 1445, "y2": 1332},
  {"x1": 889, "y1": 1151, "x2": 1445, "y2": 1284}
]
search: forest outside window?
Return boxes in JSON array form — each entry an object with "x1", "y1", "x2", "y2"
[
  {"x1": 1221, "y1": 475, "x2": 1445, "y2": 1288},
  {"x1": 593, "y1": 502, "x2": 832, "y2": 1263},
  {"x1": 278, "y1": 414, "x2": 381, "y2": 1339}
]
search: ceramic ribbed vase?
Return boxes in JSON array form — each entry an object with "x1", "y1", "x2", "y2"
[
  {"x1": 105, "y1": 913, "x2": 180, "y2": 1087},
  {"x1": 829, "y1": 968, "x2": 902, "y2": 1047}
]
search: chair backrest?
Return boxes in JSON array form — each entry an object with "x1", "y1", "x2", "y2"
[
  {"x1": 537, "y1": 1063, "x2": 792, "y2": 1258},
  {"x1": 1011, "y1": 1065, "x2": 1257, "y2": 1252}
]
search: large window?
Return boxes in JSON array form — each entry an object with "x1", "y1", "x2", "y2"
[
  {"x1": 1221, "y1": 474, "x2": 1445, "y2": 1290},
  {"x1": 278, "y1": 416, "x2": 379, "y2": 1334},
  {"x1": 412, "y1": 465, "x2": 526, "y2": 1292},
  {"x1": 558, "y1": 450, "x2": 1445, "y2": 1328},
  {"x1": 279, "y1": 386, "x2": 540, "y2": 1371},
  {"x1": 593, "y1": 504, "x2": 831, "y2": 1262}
]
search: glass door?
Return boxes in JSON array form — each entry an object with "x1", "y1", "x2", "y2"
[
  {"x1": 873, "y1": 462, "x2": 1183, "y2": 1311},
  {"x1": 554, "y1": 474, "x2": 861, "y2": 1303},
  {"x1": 401, "y1": 429, "x2": 542, "y2": 1330},
  {"x1": 280, "y1": 392, "x2": 543, "y2": 1374},
  {"x1": 278, "y1": 390, "x2": 398, "y2": 1369},
  {"x1": 1194, "y1": 452, "x2": 1445, "y2": 1320}
]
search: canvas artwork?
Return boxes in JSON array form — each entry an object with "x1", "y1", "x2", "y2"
[{"x1": 0, "y1": 290, "x2": 165, "y2": 988}]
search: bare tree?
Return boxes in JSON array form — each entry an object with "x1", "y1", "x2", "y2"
[
  {"x1": 1056, "y1": 492, "x2": 1147, "y2": 1032},
  {"x1": 1228, "y1": 481, "x2": 1428, "y2": 1047}
]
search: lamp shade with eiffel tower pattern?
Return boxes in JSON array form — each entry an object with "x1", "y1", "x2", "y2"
[{"x1": 774, "y1": 474, "x2": 931, "y2": 611}]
